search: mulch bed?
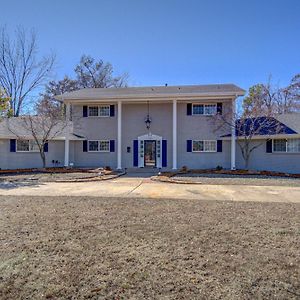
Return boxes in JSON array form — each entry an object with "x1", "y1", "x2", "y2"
[
  {"x1": 161, "y1": 169, "x2": 300, "y2": 179},
  {"x1": 0, "y1": 168, "x2": 116, "y2": 183}
]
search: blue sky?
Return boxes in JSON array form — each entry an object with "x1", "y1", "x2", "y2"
[{"x1": 1, "y1": 0, "x2": 300, "y2": 91}]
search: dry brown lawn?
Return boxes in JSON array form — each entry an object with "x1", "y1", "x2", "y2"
[{"x1": 0, "y1": 196, "x2": 299, "y2": 299}]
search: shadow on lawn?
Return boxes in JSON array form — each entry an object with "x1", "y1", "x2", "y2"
[{"x1": 0, "y1": 179, "x2": 44, "y2": 190}]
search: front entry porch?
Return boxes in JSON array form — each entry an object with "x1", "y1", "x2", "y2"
[{"x1": 133, "y1": 133, "x2": 167, "y2": 168}]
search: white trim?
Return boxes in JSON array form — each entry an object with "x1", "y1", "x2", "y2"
[
  {"x1": 117, "y1": 101, "x2": 122, "y2": 169},
  {"x1": 172, "y1": 99, "x2": 177, "y2": 169},
  {"x1": 192, "y1": 103, "x2": 217, "y2": 116},
  {"x1": 87, "y1": 105, "x2": 111, "y2": 117},
  {"x1": 192, "y1": 140, "x2": 217, "y2": 153},
  {"x1": 64, "y1": 102, "x2": 70, "y2": 167},
  {"x1": 87, "y1": 140, "x2": 110, "y2": 152},
  {"x1": 16, "y1": 139, "x2": 40, "y2": 153},
  {"x1": 231, "y1": 98, "x2": 236, "y2": 170},
  {"x1": 137, "y1": 133, "x2": 163, "y2": 168},
  {"x1": 272, "y1": 138, "x2": 300, "y2": 153}
]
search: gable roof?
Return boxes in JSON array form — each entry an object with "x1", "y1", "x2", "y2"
[
  {"x1": 222, "y1": 116, "x2": 298, "y2": 138},
  {"x1": 276, "y1": 113, "x2": 300, "y2": 134},
  {"x1": 0, "y1": 117, "x2": 84, "y2": 140},
  {"x1": 55, "y1": 84, "x2": 245, "y2": 102}
]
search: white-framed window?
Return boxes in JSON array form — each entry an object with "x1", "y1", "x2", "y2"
[
  {"x1": 99, "y1": 105, "x2": 110, "y2": 117},
  {"x1": 88, "y1": 140, "x2": 99, "y2": 152},
  {"x1": 88, "y1": 105, "x2": 110, "y2": 117},
  {"x1": 88, "y1": 140, "x2": 110, "y2": 152},
  {"x1": 88, "y1": 106, "x2": 99, "y2": 117},
  {"x1": 192, "y1": 104, "x2": 217, "y2": 115},
  {"x1": 16, "y1": 140, "x2": 39, "y2": 152},
  {"x1": 273, "y1": 139, "x2": 300, "y2": 153},
  {"x1": 192, "y1": 140, "x2": 217, "y2": 152},
  {"x1": 99, "y1": 140, "x2": 110, "y2": 151}
]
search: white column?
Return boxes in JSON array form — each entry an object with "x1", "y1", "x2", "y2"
[
  {"x1": 231, "y1": 97, "x2": 236, "y2": 170},
  {"x1": 172, "y1": 99, "x2": 177, "y2": 170},
  {"x1": 64, "y1": 102, "x2": 70, "y2": 167},
  {"x1": 117, "y1": 101, "x2": 122, "y2": 170}
]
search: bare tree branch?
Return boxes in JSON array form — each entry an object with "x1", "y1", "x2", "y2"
[{"x1": 0, "y1": 26, "x2": 55, "y2": 116}]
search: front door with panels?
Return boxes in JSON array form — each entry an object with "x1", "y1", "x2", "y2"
[{"x1": 144, "y1": 140, "x2": 156, "y2": 167}]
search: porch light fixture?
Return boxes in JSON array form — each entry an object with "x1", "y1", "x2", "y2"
[{"x1": 144, "y1": 101, "x2": 152, "y2": 130}]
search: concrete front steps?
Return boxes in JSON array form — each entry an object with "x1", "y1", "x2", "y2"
[{"x1": 125, "y1": 167, "x2": 161, "y2": 174}]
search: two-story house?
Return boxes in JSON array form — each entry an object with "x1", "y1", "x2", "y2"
[
  {"x1": 2, "y1": 84, "x2": 300, "y2": 173},
  {"x1": 56, "y1": 84, "x2": 244, "y2": 170}
]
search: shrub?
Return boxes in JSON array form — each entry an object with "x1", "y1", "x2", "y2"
[
  {"x1": 216, "y1": 165, "x2": 223, "y2": 171},
  {"x1": 180, "y1": 166, "x2": 188, "y2": 173}
]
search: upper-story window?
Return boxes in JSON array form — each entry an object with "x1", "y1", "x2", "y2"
[
  {"x1": 88, "y1": 105, "x2": 110, "y2": 117},
  {"x1": 273, "y1": 139, "x2": 300, "y2": 153},
  {"x1": 192, "y1": 104, "x2": 217, "y2": 116}
]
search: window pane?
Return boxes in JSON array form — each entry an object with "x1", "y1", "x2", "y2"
[
  {"x1": 88, "y1": 106, "x2": 99, "y2": 116},
  {"x1": 17, "y1": 140, "x2": 29, "y2": 151},
  {"x1": 99, "y1": 105, "x2": 110, "y2": 116},
  {"x1": 99, "y1": 141, "x2": 110, "y2": 151},
  {"x1": 204, "y1": 140, "x2": 216, "y2": 152},
  {"x1": 192, "y1": 104, "x2": 204, "y2": 115},
  {"x1": 30, "y1": 140, "x2": 39, "y2": 152},
  {"x1": 193, "y1": 141, "x2": 204, "y2": 152},
  {"x1": 273, "y1": 139, "x2": 286, "y2": 152},
  {"x1": 89, "y1": 141, "x2": 99, "y2": 151},
  {"x1": 287, "y1": 139, "x2": 300, "y2": 153},
  {"x1": 204, "y1": 104, "x2": 217, "y2": 115}
]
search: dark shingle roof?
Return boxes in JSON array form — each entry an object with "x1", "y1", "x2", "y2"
[{"x1": 222, "y1": 117, "x2": 298, "y2": 137}]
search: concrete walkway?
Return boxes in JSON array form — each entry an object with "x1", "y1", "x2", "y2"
[{"x1": 0, "y1": 173, "x2": 300, "y2": 203}]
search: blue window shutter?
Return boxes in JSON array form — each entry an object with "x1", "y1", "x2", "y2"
[
  {"x1": 133, "y1": 140, "x2": 138, "y2": 167},
  {"x1": 187, "y1": 103, "x2": 192, "y2": 115},
  {"x1": 83, "y1": 140, "x2": 88, "y2": 152},
  {"x1": 217, "y1": 103, "x2": 223, "y2": 115},
  {"x1": 110, "y1": 140, "x2": 115, "y2": 152},
  {"x1": 187, "y1": 140, "x2": 192, "y2": 152},
  {"x1": 10, "y1": 139, "x2": 16, "y2": 152},
  {"x1": 162, "y1": 140, "x2": 167, "y2": 167},
  {"x1": 266, "y1": 139, "x2": 272, "y2": 153},
  {"x1": 44, "y1": 142, "x2": 49, "y2": 153},
  {"x1": 217, "y1": 140, "x2": 222, "y2": 152},
  {"x1": 110, "y1": 105, "x2": 115, "y2": 117},
  {"x1": 83, "y1": 106, "x2": 88, "y2": 117}
]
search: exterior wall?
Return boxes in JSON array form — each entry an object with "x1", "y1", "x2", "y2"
[
  {"x1": 236, "y1": 139, "x2": 300, "y2": 174},
  {"x1": 0, "y1": 140, "x2": 65, "y2": 170},
  {"x1": 177, "y1": 102, "x2": 232, "y2": 169},
  {"x1": 122, "y1": 103, "x2": 173, "y2": 169},
  {"x1": 72, "y1": 105, "x2": 117, "y2": 168},
  {"x1": 70, "y1": 101, "x2": 232, "y2": 169}
]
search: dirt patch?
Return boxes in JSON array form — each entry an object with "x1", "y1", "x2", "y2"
[{"x1": 0, "y1": 196, "x2": 299, "y2": 299}]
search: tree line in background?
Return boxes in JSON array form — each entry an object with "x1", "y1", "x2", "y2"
[
  {"x1": 0, "y1": 26, "x2": 300, "y2": 169},
  {"x1": 0, "y1": 26, "x2": 128, "y2": 167}
]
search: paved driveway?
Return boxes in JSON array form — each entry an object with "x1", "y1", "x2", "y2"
[{"x1": 0, "y1": 173, "x2": 300, "y2": 203}]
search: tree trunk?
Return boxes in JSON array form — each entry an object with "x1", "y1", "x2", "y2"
[
  {"x1": 40, "y1": 151, "x2": 46, "y2": 169},
  {"x1": 244, "y1": 155, "x2": 250, "y2": 170}
]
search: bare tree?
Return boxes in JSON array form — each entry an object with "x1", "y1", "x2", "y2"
[
  {"x1": 0, "y1": 26, "x2": 55, "y2": 116},
  {"x1": 214, "y1": 93, "x2": 287, "y2": 169},
  {"x1": 9, "y1": 98, "x2": 67, "y2": 168},
  {"x1": 243, "y1": 76, "x2": 300, "y2": 116},
  {"x1": 42, "y1": 76, "x2": 79, "y2": 101},
  {"x1": 74, "y1": 55, "x2": 128, "y2": 88}
]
